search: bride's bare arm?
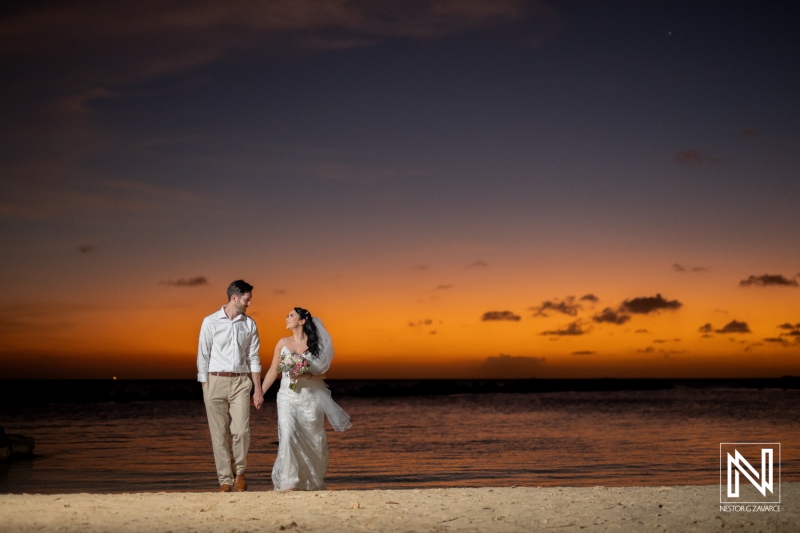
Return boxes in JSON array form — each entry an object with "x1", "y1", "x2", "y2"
[{"x1": 261, "y1": 340, "x2": 282, "y2": 392}]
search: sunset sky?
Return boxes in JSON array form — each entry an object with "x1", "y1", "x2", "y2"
[{"x1": 1, "y1": 1, "x2": 798, "y2": 379}]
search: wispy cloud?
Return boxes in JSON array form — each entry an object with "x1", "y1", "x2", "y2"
[
  {"x1": 674, "y1": 149, "x2": 719, "y2": 165},
  {"x1": 468, "y1": 260, "x2": 489, "y2": 268},
  {"x1": 160, "y1": 276, "x2": 208, "y2": 287},
  {"x1": 571, "y1": 350, "x2": 596, "y2": 356},
  {"x1": 592, "y1": 308, "x2": 630, "y2": 325},
  {"x1": 481, "y1": 311, "x2": 521, "y2": 321},
  {"x1": 739, "y1": 274, "x2": 798, "y2": 287},
  {"x1": 78, "y1": 244, "x2": 95, "y2": 254},
  {"x1": 436, "y1": 284, "x2": 454, "y2": 290},
  {"x1": 768, "y1": 322, "x2": 800, "y2": 347},
  {"x1": 579, "y1": 294, "x2": 599, "y2": 303},
  {"x1": 530, "y1": 296, "x2": 581, "y2": 317},
  {"x1": 672, "y1": 263, "x2": 708, "y2": 273},
  {"x1": 541, "y1": 320, "x2": 586, "y2": 336},
  {"x1": 1, "y1": 0, "x2": 553, "y2": 105},
  {"x1": 0, "y1": 176, "x2": 208, "y2": 222}
]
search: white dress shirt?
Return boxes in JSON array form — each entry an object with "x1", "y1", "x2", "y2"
[{"x1": 197, "y1": 306, "x2": 262, "y2": 382}]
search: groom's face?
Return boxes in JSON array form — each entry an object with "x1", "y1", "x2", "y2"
[{"x1": 232, "y1": 292, "x2": 251, "y2": 313}]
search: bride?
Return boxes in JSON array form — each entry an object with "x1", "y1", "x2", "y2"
[{"x1": 261, "y1": 307, "x2": 351, "y2": 491}]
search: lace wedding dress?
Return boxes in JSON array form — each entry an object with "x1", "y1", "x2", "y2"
[{"x1": 271, "y1": 320, "x2": 351, "y2": 491}]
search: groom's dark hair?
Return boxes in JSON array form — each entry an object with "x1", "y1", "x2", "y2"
[{"x1": 227, "y1": 280, "x2": 253, "y2": 301}]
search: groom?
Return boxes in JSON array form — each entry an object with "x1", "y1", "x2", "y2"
[{"x1": 197, "y1": 279, "x2": 264, "y2": 492}]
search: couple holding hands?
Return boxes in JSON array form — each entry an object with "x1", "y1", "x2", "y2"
[{"x1": 197, "y1": 280, "x2": 351, "y2": 493}]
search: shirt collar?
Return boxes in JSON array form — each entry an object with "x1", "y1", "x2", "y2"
[{"x1": 216, "y1": 305, "x2": 246, "y2": 322}]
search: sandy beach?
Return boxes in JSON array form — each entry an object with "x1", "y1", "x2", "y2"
[{"x1": 0, "y1": 484, "x2": 795, "y2": 532}]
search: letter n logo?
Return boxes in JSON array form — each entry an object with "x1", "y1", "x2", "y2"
[{"x1": 720, "y1": 443, "x2": 780, "y2": 504}]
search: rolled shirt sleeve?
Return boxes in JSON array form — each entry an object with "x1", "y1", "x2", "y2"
[{"x1": 246, "y1": 321, "x2": 262, "y2": 374}]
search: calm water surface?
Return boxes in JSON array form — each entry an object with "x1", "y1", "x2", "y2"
[{"x1": 2, "y1": 386, "x2": 798, "y2": 493}]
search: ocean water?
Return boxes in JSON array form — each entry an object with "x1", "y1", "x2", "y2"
[{"x1": 1, "y1": 381, "x2": 799, "y2": 493}]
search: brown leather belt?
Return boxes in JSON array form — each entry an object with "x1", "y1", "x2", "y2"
[{"x1": 210, "y1": 372, "x2": 246, "y2": 377}]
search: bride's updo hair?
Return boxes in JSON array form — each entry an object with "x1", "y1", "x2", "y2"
[{"x1": 294, "y1": 307, "x2": 320, "y2": 357}]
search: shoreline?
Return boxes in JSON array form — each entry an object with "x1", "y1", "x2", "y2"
[{"x1": 1, "y1": 484, "x2": 795, "y2": 532}]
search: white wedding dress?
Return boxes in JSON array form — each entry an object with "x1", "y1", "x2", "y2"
[{"x1": 271, "y1": 331, "x2": 351, "y2": 491}]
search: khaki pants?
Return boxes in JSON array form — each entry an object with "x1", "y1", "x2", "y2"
[{"x1": 203, "y1": 374, "x2": 252, "y2": 486}]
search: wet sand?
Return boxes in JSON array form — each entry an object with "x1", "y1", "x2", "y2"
[{"x1": 0, "y1": 484, "x2": 795, "y2": 532}]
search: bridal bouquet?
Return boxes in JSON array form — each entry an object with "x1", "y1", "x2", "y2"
[{"x1": 278, "y1": 351, "x2": 310, "y2": 390}]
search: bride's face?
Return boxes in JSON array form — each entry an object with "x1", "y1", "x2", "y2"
[{"x1": 285, "y1": 310, "x2": 304, "y2": 330}]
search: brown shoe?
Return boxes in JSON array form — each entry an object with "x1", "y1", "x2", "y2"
[
  {"x1": 218, "y1": 484, "x2": 232, "y2": 492},
  {"x1": 234, "y1": 474, "x2": 247, "y2": 492}
]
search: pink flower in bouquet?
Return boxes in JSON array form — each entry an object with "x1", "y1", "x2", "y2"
[{"x1": 278, "y1": 351, "x2": 310, "y2": 390}]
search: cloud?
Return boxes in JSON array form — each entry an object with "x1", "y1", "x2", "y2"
[
  {"x1": 592, "y1": 308, "x2": 630, "y2": 325},
  {"x1": 78, "y1": 244, "x2": 95, "y2": 254},
  {"x1": 481, "y1": 311, "x2": 521, "y2": 321},
  {"x1": 541, "y1": 320, "x2": 586, "y2": 336},
  {"x1": 579, "y1": 294, "x2": 599, "y2": 302},
  {"x1": 273, "y1": 289, "x2": 286, "y2": 295},
  {"x1": 409, "y1": 319, "x2": 435, "y2": 327},
  {"x1": 672, "y1": 263, "x2": 708, "y2": 273},
  {"x1": 636, "y1": 346, "x2": 686, "y2": 357},
  {"x1": 0, "y1": 175, "x2": 208, "y2": 223},
  {"x1": 715, "y1": 320, "x2": 751, "y2": 334},
  {"x1": 621, "y1": 294, "x2": 682, "y2": 314},
  {"x1": 698, "y1": 323, "x2": 713, "y2": 333},
  {"x1": 739, "y1": 274, "x2": 798, "y2": 287},
  {"x1": 659, "y1": 349, "x2": 688, "y2": 358},
  {"x1": 571, "y1": 350, "x2": 596, "y2": 356},
  {"x1": 467, "y1": 261, "x2": 488, "y2": 268},
  {"x1": 530, "y1": 296, "x2": 581, "y2": 317},
  {"x1": 774, "y1": 322, "x2": 800, "y2": 345},
  {"x1": 436, "y1": 284, "x2": 454, "y2": 290},
  {"x1": 591, "y1": 294, "x2": 680, "y2": 326},
  {"x1": 764, "y1": 337, "x2": 800, "y2": 348},
  {"x1": 653, "y1": 339, "x2": 681, "y2": 344},
  {"x1": 161, "y1": 276, "x2": 208, "y2": 287},
  {"x1": 1, "y1": 0, "x2": 553, "y2": 106},
  {"x1": 0, "y1": 2, "x2": 560, "y2": 223},
  {"x1": 674, "y1": 149, "x2": 719, "y2": 165}
]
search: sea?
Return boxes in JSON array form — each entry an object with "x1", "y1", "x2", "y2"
[{"x1": 1, "y1": 378, "x2": 798, "y2": 494}]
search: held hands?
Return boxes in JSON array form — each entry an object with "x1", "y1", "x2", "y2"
[{"x1": 252, "y1": 389, "x2": 264, "y2": 410}]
